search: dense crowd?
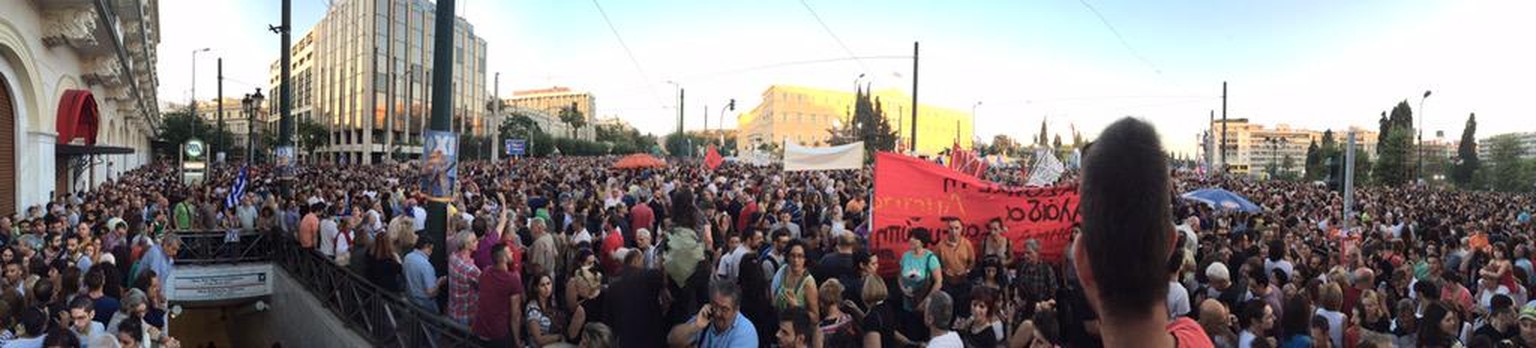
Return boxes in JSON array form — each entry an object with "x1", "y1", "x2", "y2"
[{"x1": 16, "y1": 118, "x2": 1536, "y2": 348}]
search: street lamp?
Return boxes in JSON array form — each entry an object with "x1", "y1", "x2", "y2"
[
  {"x1": 717, "y1": 99, "x2": 735, "y2": 148},
  {"x1": 1263, "y1": 137, "x2": 1287, "y2": 179},
  {"x1": 247, "y1": 89, "x2": 265, "y2": 163},
  {"x1": 971, "y1": 101, "x2": 982, "y2": 150},
  {"x1": 189, "y1": 48, "x2": 210, "y2": 124},
  {"x1": 1418, "y1": 90, "x2": 1432, "y2": 184}
]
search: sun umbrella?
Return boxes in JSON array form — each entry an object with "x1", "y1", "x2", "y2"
[
  {"x1": 613, "y1": 153, "x2": 666, "y2": 169},
  {"x1": 1180, "y1": 188, "x2": 1263, "y2": 213}
]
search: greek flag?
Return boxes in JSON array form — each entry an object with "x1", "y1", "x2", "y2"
[{"x1": 225, "y1": 165, "x2": 249, "y2": 208}]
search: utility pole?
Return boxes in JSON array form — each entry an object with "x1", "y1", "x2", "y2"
[
  {"x1": 1220, "y1": 81, "x2": 1227, "y2": 174},
  {"x1": 216, "y1": 58, "x2": 223, "y2": 163},
  {"x1": 385, "y1": 56, "x2": 395, "y2": 163},
  {"x1": 275, "y1": 0, "x2": 293, "y2": 196},
  {"x1": 425, "y1": 0, "x2": 457, "y2": 276},
  {"x1": 492, "y1": 72, "x2": 500, "y2": 162},
  {"x1": 677, "y1": 88, "x2": 686, "y2": 135},
  {"x1": 1343, "y1": 130, "x2": 1357, "y2": 237},
  {"x1": 911, "y1": 41, "x2": 920, "y2": 152}
]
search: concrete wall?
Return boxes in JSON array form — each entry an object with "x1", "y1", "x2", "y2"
[{"x1": 225, "y1": 267, "x2": 371, "y2": 347}]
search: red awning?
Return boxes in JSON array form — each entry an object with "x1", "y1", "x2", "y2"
[{"x1": 56, "y1": 89, "x2": 99, "y2": 145}]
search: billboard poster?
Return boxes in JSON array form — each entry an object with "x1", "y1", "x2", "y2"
[{"x1": 422, "y1": 130, "x2": 458, "y2": 201}]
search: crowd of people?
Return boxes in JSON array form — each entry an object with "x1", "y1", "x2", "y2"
[{"x1": 16, "y1": 116, "x2": 1535, "y2": 348}]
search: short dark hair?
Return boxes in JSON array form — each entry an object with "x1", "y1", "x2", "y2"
[
  {"x1": 1238, "y1": 299, "x2": 1268, "y2": 329},
  {"x1": 414, "y1": 238, "x2": 434, "y2": 250},
  {"x1": 1078, "y1": 117, "x2": 1172, "y2": 317},
  {"x1": 908, "y1": 227, "x2": 933, "y2": 246},
  {"x1": 710, "y1": 280, "x2": 742, "y2": 309},
  {"x1": 67, "y1": 296, "x2": 93, "y2": 311},
  {"x1": 779, "y1": 307, "x2": 813, "y2": 342}
]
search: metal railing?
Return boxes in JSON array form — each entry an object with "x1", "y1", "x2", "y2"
[
  {"x1": 272, "y1": 236, "x2": 486, "y2": 348},
  {"x1": 172, "y1": 230, "x2": 275, "y2": 265}
]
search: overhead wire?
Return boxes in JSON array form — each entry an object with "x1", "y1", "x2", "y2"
[
  {"x1": 590, "y1": 0, "x2": 666, "y2": 109},
  {"x1": 798, "y1": 0, "x2": 870, "y2": 75},
  {"x1": 1075, "y1": 0, "x2": 1192, "y2": 95}
]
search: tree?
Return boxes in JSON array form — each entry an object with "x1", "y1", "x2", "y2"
[
  {"x1": 1052, "y1": 134, "x2": 1063, "y2": 149},
  {"x1": 826, "y1": 86, "x2": 899, "y2": 157},
  {"x1": 498, "y1": 112, "x2": 542, "y2": 141},
  {"x1": 1487, "y1": 135, "x2": 1530, "y2": 192},
  {"x1": 558, "y1": 102, "x2": 585, "y2": 138},
  {"x1": 155, "y1": 111, "x2": 238, "y2": 160},
  {"x1": 991, "y1": 134, "x2": 1018, "y2": 156},
  {"x1": 1279, "y1": 154, "x2": 1298, "y2": 181},
  {"x1": 296, "y1": 118, "x2": 328, "y2": 161},
  {"x1": 1304, "y1": 140, "x2": 1322, "y2": 181},
  {"x1": 1037, "y1": 119, "x2": 1049, "y2": 146},
  {"x1": 1353, "y1": 148, "x2": 1372, "y2": 185},
  {"x1": 1453, "y1": 113, "x2": 1480, "y2": 186},
  {"x1": 1372, "y1": 127, "x2": 1413, "y2": 186}
]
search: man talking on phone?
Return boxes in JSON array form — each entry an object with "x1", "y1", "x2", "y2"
[{"x1": 668, "y1": 280, "x2": 759, "y2": 347}]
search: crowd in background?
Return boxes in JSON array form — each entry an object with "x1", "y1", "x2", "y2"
[{"x1": 26, "y1": 119, "x2": 1536, "y2": 348}]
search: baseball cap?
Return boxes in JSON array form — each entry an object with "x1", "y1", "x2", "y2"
[{"x1": 1521, "y1": 306, "x2": 1536, "y2": 322}]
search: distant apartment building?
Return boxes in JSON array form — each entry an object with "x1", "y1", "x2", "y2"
[
  {"x1": 501, "y1": 87, "x2": 595, "y2": 140},
  {"x1": 735, "y1": 85, "x2": 972, "y2": 155},
  {"x1": 1479, "y1": 132, "x2": 1536, "y2": 163},
  {"x1": 270, "y1": 0, "x2": 488, "y2": 164},
  {"x1": 1208, "y1": 118, "x2": 1379, "y2": 176}
]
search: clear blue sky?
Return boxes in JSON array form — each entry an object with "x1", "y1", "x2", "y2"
[{"x1": 159, "y1": 0, "x2": 1534, "y2": 155}]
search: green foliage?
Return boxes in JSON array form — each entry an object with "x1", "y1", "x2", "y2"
[
  {"x1": 1453, "y1": 113, "x2": 1480, "y2": 187},
  {"x1": 990, "y1": 134, "x2": 1019, "y2": 156},
  {"x1": 826, "y1": 86, "x2": 899, "y2": 156},
  {"x1": 1377, "y1": 101, "x2": 1414, "y2": 154},
  {"x1": 1304, "y1": 140, "x2": 1323, "y2": 181},
  {"x1": 1372, "y1": 127, "x2": 1413, "y2": 186},
  {"x1": 1487, "y1": 135, "x2": 1532, "y2": 192},
  {"x1": 156, "y1": 111, "x2": 240, "y2": 160},
  {"x1": 498, "y1": 112, "x2": 541, "y2": 141},
  {"x1": 595, "y1": 124, "x2": 656, "y2": 155},
  {"x1": 457, "y1": 134, "x2": 493, "y2": 161},
  {"x1": 665, "y1": 132, "x2": 707, "y2": 158},
  {"x1": 295, "y1": 118, "x2": 328, "y2": 162},
  {"x1": 558, "y1": 103, "x2": 586, "y2": 138}
]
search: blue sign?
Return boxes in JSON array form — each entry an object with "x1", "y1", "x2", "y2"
[
  {"x1": 422, "y1": 130, "x2": 458, "y2": 201},
  {"x1": 506, "y1": 139, "x2": 527, "y2": 156}
]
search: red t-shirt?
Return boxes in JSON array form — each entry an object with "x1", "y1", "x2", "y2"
[
  {"x1": 601, "y1": 229, "x2": 624, "y2": 274},
  {"x1": 1168, "y1": 317, "x2": 1215, "y2": 348},
  {"x1": 629, "y1": 204, "x2": 655, "y2": 232},
  {"x1": 471, "y1": 266, "x2": 524, "y2": 340}
]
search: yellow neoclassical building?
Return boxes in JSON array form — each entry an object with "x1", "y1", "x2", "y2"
[{"x1": 736, "y1": 85, "x2": 972, "y2": 155}]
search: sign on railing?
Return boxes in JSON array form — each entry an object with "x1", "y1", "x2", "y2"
[{"x1": 168, "y1": 263, "x2": 274, "y2": 302}]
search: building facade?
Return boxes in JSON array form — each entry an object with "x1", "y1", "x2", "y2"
[
  {"x1": 1479, "y1": 132, "x2": 1536, "y2": 163},
  {"x1": 1208, "y1": 119, "x2": 1378, "y2": 177},
  {"x1": 270, "y1": 0, "x2": 488, "y2": 164},
  {"x1": 174, "y1": 97, "x2": 266, "y2": 161},
  {"x1": 0, "y1": 0, "x2": 162, "y2": 214},
  {"x1": 501, "y1": 86, "x2": 595, "y2": 140},
  {"x1": 735, "y1": 85, "x2": 971, "y2": 155}
]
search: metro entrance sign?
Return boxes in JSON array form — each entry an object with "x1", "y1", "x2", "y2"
[{"x1": 181, "y1": 139, "x2": 207, "y2": 185}]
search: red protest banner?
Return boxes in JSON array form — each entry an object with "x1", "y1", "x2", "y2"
[{"x1": 871, "y1": 152, "x2": 1079, "y2": 277}]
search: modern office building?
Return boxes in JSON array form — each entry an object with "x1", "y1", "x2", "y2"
[
  {"x1": 501, "y1": 87, "x2": 595, "y2": 140},
  {"x1": 1479, "y1": 132, "x2": 1536, "y2": 163},
  {"x1": 0, "y1": 0, "x2": 163, "y2": 213},
  {"x1": 270, "y1": 0, "x2": 488, "y2": 164},
  {"x1": 735, "y1": 85, "x2": 972, "y2": 155}
]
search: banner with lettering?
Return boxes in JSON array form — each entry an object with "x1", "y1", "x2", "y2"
[{"x1": 871, "y1": 152, "x2": 1079, "y2": 277}]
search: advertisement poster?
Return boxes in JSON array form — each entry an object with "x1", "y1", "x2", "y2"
[{"x1": 422, "y1": 130, "x2": 458, "y2": 201}]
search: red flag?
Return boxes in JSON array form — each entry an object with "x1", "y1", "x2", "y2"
[
  {"x1": 948, "y1": 142, "x2": 964, "y2": 171},
  {"x1": 704, "y1": 145, "x2": 724, "y2": 171}
]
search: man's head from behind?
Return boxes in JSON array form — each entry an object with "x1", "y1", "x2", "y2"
[{"x1": 1074, "y1": 117, "x2": 1172, "y2": 320}]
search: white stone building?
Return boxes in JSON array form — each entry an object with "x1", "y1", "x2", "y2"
[{"x1": 0, "y1": 0, "x2": 162, "y2": 214}]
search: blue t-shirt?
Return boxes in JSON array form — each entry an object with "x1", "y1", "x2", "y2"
[
  {"x1": 690, "y1": 312, "x2": 759, "y2": 348},
  {"x1": 403, "y1": 250, "x2": 436, "y2": 300},
  {"x1": 92, "y1": 296, "x2": 120, "y2": 325}
]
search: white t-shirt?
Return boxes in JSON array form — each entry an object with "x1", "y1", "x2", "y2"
[
  {"x1": 1315, "y1": 308, "x2": 1345, "y2": 348},
  {"x1": 1168, "y1": 280, "x2": 1191, "y2": 320},
  {"x1": 411, "y1": 206, "x2": 427, "y2": 231},
  {"x1": 1238, "y1": 330, "x2": 1257, "y2": 348},
  {"x1": 929, "y1": 331, "x2": 964, "y2": 348},
  {"x1": 319, "y1": 218, "x2": 339, "y2": 257}
]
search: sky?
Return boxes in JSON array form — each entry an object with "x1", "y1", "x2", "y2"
[{"x1": 156, "y1": 0, "x2": 1535, "y2": 156}]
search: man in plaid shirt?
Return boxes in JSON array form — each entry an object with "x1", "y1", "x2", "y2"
[
  {"x1": 449, "y1": 231, "x2": 482, "y2": 325},
  {"x1": 1015, "y1": 238, "x2": 1059, "y2": 305}
]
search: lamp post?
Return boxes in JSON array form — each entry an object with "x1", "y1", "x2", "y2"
[
  {"x1": 1264, "y1": 137, "x2": 1286, "y2": 179},
  {"x1": 666, "y1": 80, "x2": 683, "y2": 135},
  {"x1": 717, "y1": 99, "x2": 735, "y2": 148},
  {"x1": 241, "y1": 94, "x2": 252, "y2": 162},
  {"x1": 971, "y1": 101, "x2": 982, "y2": 149},
  {"x1": 246, "y1": 89, "x2": 264, "y2": 163},
  {"x1": 1418, "y1": 90, "x2": 1432, "y2": 184},
  {"x1": 189, "y1": 47, "x2": 210, "y2": 129}
]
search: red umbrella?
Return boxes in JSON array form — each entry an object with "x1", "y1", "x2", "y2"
[{"x1": 613, "y1": 153, "x2": 666, "y2": 169}]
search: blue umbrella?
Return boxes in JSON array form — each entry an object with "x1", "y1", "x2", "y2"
[{"x1": 1180, "y1": 188, "x2": 1262, "y2": 213}]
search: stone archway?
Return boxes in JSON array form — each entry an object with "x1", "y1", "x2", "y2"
[{"x1": 0, "y1": 74, "x2": 14, "y2": 215}]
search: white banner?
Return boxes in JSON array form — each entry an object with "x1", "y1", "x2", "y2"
[
  {"x1": 784, "y1": 141, "x2": 865, "y2": 171},
  {"x1": 1026, "y1": 148, "x2": 1066, "y2": 187}
]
